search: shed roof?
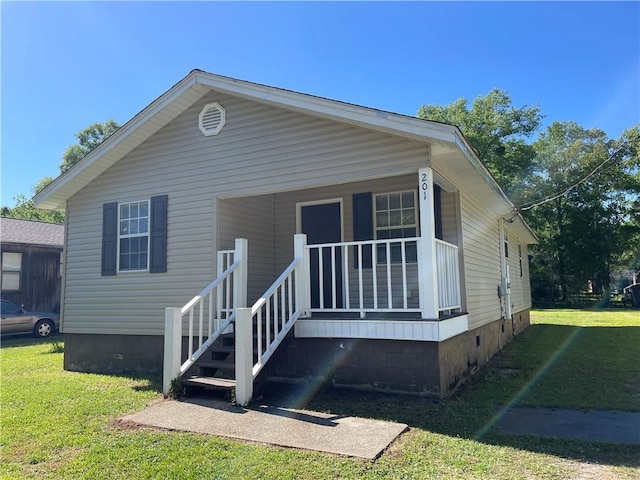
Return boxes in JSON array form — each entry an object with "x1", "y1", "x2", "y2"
[{"x1": 0, "y1": 218, "x2": 64, "y2": 248}]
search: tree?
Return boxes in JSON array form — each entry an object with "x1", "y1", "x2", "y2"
[
  {"x1": 523, "y1": 122, "x2": 640, "y2": 301},
  {"x1": 418, "y1": 89, "x2": 543, "y2": 201},
  {"x1": 1, "y1": 177, "x2": 64, "y2": 224},
  {"x1": 60, "y1": 119, "x2": 119, "y2": 173}
]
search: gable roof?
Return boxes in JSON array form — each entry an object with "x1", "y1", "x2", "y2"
[
  {"x1": 0, "y1": 218, "x2": 64, "y2": 248},
  {"x1": 33, "y1": 69, "x2": 537, "y2": 244}
]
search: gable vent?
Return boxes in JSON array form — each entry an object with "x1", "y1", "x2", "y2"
[{"x1": 198, "y1": 102, "x2": 226, "y2": 136}]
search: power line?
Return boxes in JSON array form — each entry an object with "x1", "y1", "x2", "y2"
[{"x1": 518, "y1": 133, "x2": 639, "y2": 212}]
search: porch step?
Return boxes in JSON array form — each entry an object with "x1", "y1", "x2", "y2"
[
  {"x1": 198, "y1": 359, "x2": 235, "y2": 371},
  {"x1": 182, "y1": 376, "x2": 236, "y2": 390}
]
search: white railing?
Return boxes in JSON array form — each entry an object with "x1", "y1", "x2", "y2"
[
  {"x1": 435, "y1": 239, "x2": 461, "y2": 312},
  {"x1": 163, "y1": 238, "x2": 247, "y2": 397},
  {"x1": 235, "y1": 234, "x2": 307, "y2": 405},
  {"x1": 251, "y1": 258, "x2": 300, "y2": 377},
  {"x1": 305, "y1": 238, "x2": 422, "y2": 318}
]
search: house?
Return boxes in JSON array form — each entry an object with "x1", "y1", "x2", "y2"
[
  {"x1": 0, "y1": 218, "x2": 64, "y2": 313},
  {"x1": 34, "y1": 70, "x2": 537, "y2": 404}
]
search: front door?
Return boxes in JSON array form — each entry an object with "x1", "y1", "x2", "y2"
[{"x1": 300, "y1": 201, "x2": 343, "y2": 309}]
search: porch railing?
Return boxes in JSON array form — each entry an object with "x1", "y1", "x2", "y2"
[
  {"x1": 435, "y1": 239, "x2": 461, "y2": 312},
  {"x1": 303, "y1": 237, "x2": 461, "y2": 318},
  {"x1": 163, "y1": 238, "x2": 247, "y2": 397}
]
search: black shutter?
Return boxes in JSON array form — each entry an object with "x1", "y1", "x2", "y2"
[
  {"x1": 434, "y1": 184, "x2": 443, "y2": 240},
  {"x1": 353, "y1": 192, "x2": 374, "y2": 268},
  {"x1": 102, "y1": 202, "x2": 118, "y2": 276},
  {"x1": 149, "y1": 195, "x2": 168, "y2": 273}
]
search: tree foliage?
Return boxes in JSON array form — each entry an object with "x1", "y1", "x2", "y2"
[
  {"x1": 418, "y1": 89, "x2": 543, "y2": 201},
  {"x1": 2, "y1": 119, "x2": 120, "y2": 223},
  {"x1": 60, "y1": 119, "x2": 119, "y2": 173},
  {"x1": 1, "y1": 177, "x2": 64, "y2": 224}
]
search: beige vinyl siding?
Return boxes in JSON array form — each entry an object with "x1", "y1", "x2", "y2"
[
  {"x1": 505, "y1": 231, "x2": 532, "y2": 313},
  {"x1": 458, "y1": 188, "x2": 503, "y2": 330},
  {"x1": 63, "y1": 93, "x2": 430, "y2": 335},
  {"x1": 218, "y1": 195, "x2": 276, "y2": 303}
]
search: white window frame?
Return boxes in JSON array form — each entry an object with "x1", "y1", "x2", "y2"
[
  {"x1": 117, "y1": 199, "x2": 150, "y2": 273},
  {"x1": 1, "y1": 252, "x2": 22, "y2": 291}
]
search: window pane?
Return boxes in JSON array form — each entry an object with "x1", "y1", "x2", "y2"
[
  {"x1": 120, "y1": 238, "x2": 130, "y2": 254},
  {"x1": 120, "y1": 220, "x2": 129, "y2": 235},
  {"x1": 120, "y1": 204, "x2": 129, "y2": 220},
  {"x1": 2, "y1": 272, "x2": 20, "y2": 291},
  {"x1": 402, "y1": 192, "x2": 414, "y2": 208},
  {"x1": 2, "y1": 252, "x2": 21, "y2": 271},
  {"x1": 403, "y1": 209, "x2": 415, "y2": 226},
  {"x1": 139, "y1": 217, "x2": 148, "y2": 234},
  {"x1": 389, "y1": 193, "x2": 401, "y2": 210},
  {"x1": 376, "y1": 195, "x2": 388, "y2": 211},
  {"x1": 139, "y1": 202, "x2": 149, "y2": 218},
  {"x1": 376, "y1": 212, "x2": 388, "y2": 227},
  {"x1": 140, "y1": 253, "x2": 148, "y2": 269},
  {"x1": 131, "y1": 203, "x2": 138, "y2": 218},
  {"x1": 130, "y1": 220, "x2": 139, "y2": 235},
  {"x1": 389, "y1": 210, "x2": 402, "y2": 226}
]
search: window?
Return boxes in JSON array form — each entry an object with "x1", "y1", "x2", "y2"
[
  {"x1": 375, "y1": 191, "x2": 417, "y2": 263},
  {"x1": 518, "y1": 244, "x2": 523, "y2": 277},
  {"x1": 1, "y1": 252, "x2": 22, "y2": 291},
  {"x1": 118, "y1": 201, "x2": 149, "y2": 271}
]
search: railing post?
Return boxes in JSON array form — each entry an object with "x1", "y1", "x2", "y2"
[
  {"x1": 163, "y1": 307, "x2": 182, "y2": 397},
  {"x1": 294, "y1": 234, "x2": 310, "y2": 318},
  {"x1": 233, "y1": 238, "x2": 248, "y2": 309},
  {"x1": 418, "y1": 167, "x2": 439, "y2": 319},
  {"x1": 235, "y1": 307, "x2": 253, "y2": 406}
]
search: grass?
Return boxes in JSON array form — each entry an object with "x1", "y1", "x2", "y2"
[{"x1": 1, "y1": 309, "x2": 639, "y2": 479}]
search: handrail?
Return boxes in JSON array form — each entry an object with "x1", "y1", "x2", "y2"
[
  {"x1": 178, "y1": 259, "x2": 239, "y2": 375},
  {"x1": 250, "y1": 257, "x2": 301, "y2": 378},
  {"x1": 251, "y1": 259, "x2": 299, "y2": 315},
  {"x1": 182, "y1": 261, "x2": 239, "y2": 315}
]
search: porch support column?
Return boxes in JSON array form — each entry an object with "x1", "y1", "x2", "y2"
[
  {"x1": 418, "y1": 167, "x2": 439, "y2": 319},
  {"x1": 294, "y1": 234, "x2": 311, "y2": 318},
  {"x1": 163, "y1": 307, "x2": 182, "y2": 398},
  {"x1": 235, "y1": 307, "x2": 253, "y2": 406},
  {"x1": 233, "y1": 238, "x2": 248, "y2": 309}
]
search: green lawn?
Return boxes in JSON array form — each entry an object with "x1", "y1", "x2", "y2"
[{"x1": 1, "y1": 309, "x2": 639, "y2": 479}]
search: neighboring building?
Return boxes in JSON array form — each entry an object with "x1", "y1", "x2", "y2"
[
  {"x1": 35, "y1": 70, "x2": 537, "y2": 402},
  {"x1": 0, "y1": 218, "x2": 64, "y2": 313}
]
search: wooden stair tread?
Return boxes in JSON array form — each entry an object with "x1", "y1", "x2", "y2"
[{"x1": 182, "y1": 376, "x2": 236, "y2": 389}]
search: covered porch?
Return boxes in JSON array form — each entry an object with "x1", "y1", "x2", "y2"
[{"x1": 164, "y1": 166, "x2": 468, "y2": 402}]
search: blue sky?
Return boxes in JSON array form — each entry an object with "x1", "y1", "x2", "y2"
[{"x1": 2, "y1": 1, "x2": 639, "y2": 208}]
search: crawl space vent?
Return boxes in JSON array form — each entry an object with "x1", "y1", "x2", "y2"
[{"x1": 198, "y1": 102, "x2": 226, "y2": 136}]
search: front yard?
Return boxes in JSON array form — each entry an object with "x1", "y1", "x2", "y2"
[{"x1": 1, "y1": 309, "x2": 638, "y2": 479}]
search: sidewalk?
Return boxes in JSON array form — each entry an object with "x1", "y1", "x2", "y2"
[{"x1": 119, "y1": 396, "x2": 408, "y2": 459}]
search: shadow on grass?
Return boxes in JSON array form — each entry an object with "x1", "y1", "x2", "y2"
[{"x1": 262, "y1": 323, "x2": 640, "y2": 468}]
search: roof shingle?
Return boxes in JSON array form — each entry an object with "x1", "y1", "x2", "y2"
[{"x1": 0, "y1": 218, "x2": 64, "y2": 247}]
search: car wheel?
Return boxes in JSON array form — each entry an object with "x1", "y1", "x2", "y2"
[{"x1": 34, "y1": 320, "x2": 54, "y2": 338}]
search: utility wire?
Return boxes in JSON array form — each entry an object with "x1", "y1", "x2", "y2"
[{"x1": 518, "y1": 132, "x2": 639, "y2": 212}]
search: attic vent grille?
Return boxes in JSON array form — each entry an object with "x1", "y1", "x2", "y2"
[{"x1": 199, "y1": 102, "x2": 226, "y2": 136}]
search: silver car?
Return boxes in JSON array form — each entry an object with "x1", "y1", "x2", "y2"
[{"x1": 1, "y1": 300, "x2": 60, "y2": 337}]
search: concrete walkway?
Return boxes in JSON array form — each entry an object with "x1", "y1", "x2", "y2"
[
  {"x1": 119, "y1": 396, "x2": 408, "y2": 459},
  {"x1": 498, "y1": 407, "x2": 640, "y2": 444}
]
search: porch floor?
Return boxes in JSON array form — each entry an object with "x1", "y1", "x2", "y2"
[{"x1": 119, "y1": 395, "x2": 408, "y2": 459}]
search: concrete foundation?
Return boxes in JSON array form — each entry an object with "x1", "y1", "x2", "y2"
[
  {"x1": 63, "y1": 333, "x2": 164, "y2": 376},
  {"x1": 268, "y1": 309, "x2": 531, "y2": 398},
  {"x1": 63, "y1": 309, "x2": 530, "y2": 399}
]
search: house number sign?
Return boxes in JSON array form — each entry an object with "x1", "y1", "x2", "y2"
[
  {"x1": 419, "y1": 167, "x2": 431, "y2": 202},
  {"x1": 421, "y1": 173, "x2": 429, "y2": 200}
]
